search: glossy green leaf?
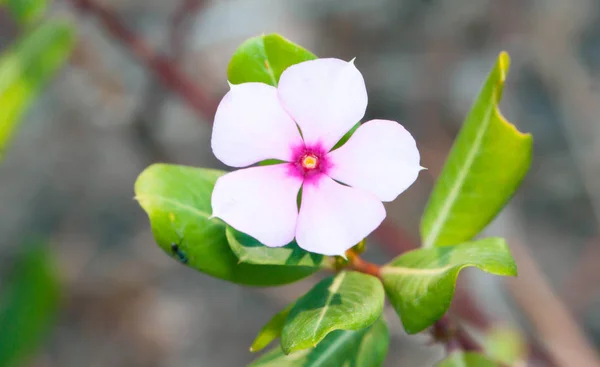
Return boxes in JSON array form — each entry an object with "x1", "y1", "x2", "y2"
[
  {"x1": 227, "y1": 226, "x2": 326, "y2": 268},
  {"x1": 250, "y1": 319, "x2": 388, "y2": 367},
  {"x1": 0, "y1": 245, "x2": 60, "y2": 367},
  {"x1": 437, "y1": 352, "x2": 499, "y2": 367},
  {"x1": 0, "y1": 0, "x2": 47, "y2": 25},
  {"x1": 420, "y1": 52, "x2": 533, "y2": 247},
  {"x1": 347, "y1": 317, "x2": 389, "y2": 367},
  {"x1": 484, "y1": 326, "x2": 526, "y2": 365},
  {"x1": 228, "y1": 33, "x2": 316, "y2": 86},
  {"x1": 281, "y1": 271, "x2": 384, "y2": 353},
  {"x1": 250, "y1": 303, "x2": 293, "y2": 353},
  {"x1": 135, "y1": 164, "x2": 318, "y2": 286},
  {"x1": 381, "y1": 238, "x2": 517, "y2": 334},
  {"x1": 0, "y1": 21, "x2": 75, "y2": 161}
]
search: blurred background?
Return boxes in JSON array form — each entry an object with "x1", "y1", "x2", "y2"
[{"x1": 1, "y1": 0, "x2": 599, "y2": 366}]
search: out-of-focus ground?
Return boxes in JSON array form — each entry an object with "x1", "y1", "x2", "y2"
[{"x1": 1, "y1": 0, "x2": 600, "y2": 366}]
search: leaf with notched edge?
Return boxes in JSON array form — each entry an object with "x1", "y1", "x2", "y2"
[{"x1": 381, "y1": 238, "x2": 516, "y2": 334}]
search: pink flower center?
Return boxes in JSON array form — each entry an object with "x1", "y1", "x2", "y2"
[{"x1": 289, "y1": 144, "x2": 330, "y2": 183}]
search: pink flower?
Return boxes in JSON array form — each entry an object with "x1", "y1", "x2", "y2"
[{"x1": 211, "y1": 58, "x2": 423, "y2": 256}]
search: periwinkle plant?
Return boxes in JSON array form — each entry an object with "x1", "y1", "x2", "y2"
[{"x1": 135, "y1": 34, "x2": 532, "y2": 366}]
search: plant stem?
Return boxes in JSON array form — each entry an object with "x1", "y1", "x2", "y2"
[{"x1": 345, "y1": 251, "x2": 381, "y2": 278}]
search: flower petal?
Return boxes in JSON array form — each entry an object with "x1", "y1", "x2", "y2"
[
  {"x1": 295, "y1": 176, "x2": 385, "y2": 256},
  {"x1": 278, "y1": 58, "x2": 367, "y2": 151},
  {"x1": 328, "y1": 119, "x2": 423, "y2": 202},
  {"x1": 211, "y1": 164, "x2": 302, "y2": 247},
  {"x1": 211, "y1": 82, "x2": 303, "y2": 167}
]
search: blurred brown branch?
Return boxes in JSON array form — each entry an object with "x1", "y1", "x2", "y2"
[
  {"x1": 69, "y1": 0, "x2": 218, "y2": 119},
  {"x1": 129, "y1": 0, "x2": 207, "y2": 164},
  {"x1": 170, "y1": 0, "x2": 204, "y2": 60},
  {"x1": 562, "y1": 236, "x2": 600, "y2": 315},
  {"x1": 508, "y1": 240, "x2": 600, "y2": 367}
]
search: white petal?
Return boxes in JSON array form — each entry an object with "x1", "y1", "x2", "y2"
[
  {"x1": 211, "y1": 164, "x2": 302, "y2": 247},
  {"x1": 278, "y1": 58, "x2": 367, "y2": 151},
  {"x1": 328, "y1": 119, "x2": 422, "y2": 202},
  {"x1": 295, "y1": 176, "x2": 385, "y2": 256},
  {"x1": 211, "y1": 82, "x2": 303, "y2": 167}
]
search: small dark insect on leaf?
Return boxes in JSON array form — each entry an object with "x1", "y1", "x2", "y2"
[{"x1": 171, "y1": 243, "x2": 188, "y2": 264}]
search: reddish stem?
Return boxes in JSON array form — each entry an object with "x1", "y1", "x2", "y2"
[{"x1": 345, "y1": 251, "x2": 381, "y2": 278}]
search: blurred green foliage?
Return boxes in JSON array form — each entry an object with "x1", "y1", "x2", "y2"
[
  {"x1": 0, "y1": 0, "x2": 47, "y2": 26},
  {"x1": 0, "y1": 245, "x2": 61, "y2": 367},
  {"x1": 484, "y1": 326, "x2": 527, "y2": 365},
  {"x1": 0, "y1": 3, "x2": 74, "y2": 366},
  {"x1": 0, "y1": 21, "x2": 75, "y2": 161}
]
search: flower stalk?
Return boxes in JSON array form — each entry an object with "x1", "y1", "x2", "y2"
[{"x1": 344, "y1": 250, "x2": 381, "y2": 278}]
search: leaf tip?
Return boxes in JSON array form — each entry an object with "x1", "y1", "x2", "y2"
[
  {"x1": 133, "y1": 194, "x2": 145, "y2": 205},
  {"x1": 498, "y1": 51, "x2": 511, "y2": 77},
  {"x1": 509, "y1": 264, "x2": 519, "y2": 277}
]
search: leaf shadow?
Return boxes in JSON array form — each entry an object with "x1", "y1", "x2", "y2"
[{"x1": 231, "y1": 228, "x2": 323, "y2": 266}]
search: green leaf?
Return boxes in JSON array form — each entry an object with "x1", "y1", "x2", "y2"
[
  {"x1": 381, "y1": 238, "x2": 517, "y2": 334},
  {"x1": 0, "y1": 245, "x2": 60, "y2": 367},
  {"x1": 281, "y1": 271, "x2": 384, "y2": 354},
  {"x1": 228, "y1": 33, "x2": 316, "y2": 86},
  {"x1": 436, "y1": 352, "x2": 499, "y2": 367},
  {"x1": 0, "y1": 0, "x2": 47, "y2": 25},
  {"x1": 347, "y1": 317, "x2": 389, "y2": 367},
  {"x1": 250, "y1": 303, "x2": 293, "y2": 353},
  {"x1": 227, "y1": 226, "x2": 326, "y2": 268},
  {"x1": 250, "y1": 319, "x2": 388, "y2": 367},
  {"x1": 0, "y1": 21, "x2": 75, "y2": 161},
  {"x1": 420, "y1": 52, "x2": 533, "y2": 247},
  {"x1": 483, "y1": 326, "x2": 526, "y2": 365},
  {"x1": 135, "y1": 164, "x2": 318, "y2": 287}
]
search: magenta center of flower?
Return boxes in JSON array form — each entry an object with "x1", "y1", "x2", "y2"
[{"x1": 290, "y1": 144, "x2": 330, "y2": 183}]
